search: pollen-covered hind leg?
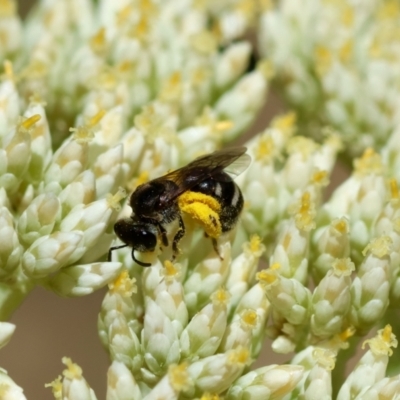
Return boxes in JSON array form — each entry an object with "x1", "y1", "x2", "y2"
[
  {"x1": 171, "y1": 215, "x2": 185, "y2": 260},
  {"x1": 212, "y1": 238, "x2": 224, "y2": 260}
]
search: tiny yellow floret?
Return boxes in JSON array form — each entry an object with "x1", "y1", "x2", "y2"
[
  {"x1": 257, "y1": 268, "x2": 279, "y2": 286},
  {"x1": 228, "y1": 347, "x2": 249, "y2": 365},
  {"x1": 178, "y1": 191, "x2": 222, "y2": 238},
  {"x1": 109, "y1": 269, "x2": 137, "y2": 297},
  {"x1": 163, "y1": 260, "x2": 179, "y2": 278},
  {"x1": 211, "y1": 288, "x2": 230, "y2": 306},
  {"x1": 69, "y1": 125, "x2": 94, "y2": 144},
  {"x1": 106, "y1": 187, "x2": 127, "y2": 211},
  {"x1": 362, "y1": 235, "x2": 392, "y2": 258},
  {"x1": 62, "y1": 357, "x2": 83, "y2": 380},
  {"x1": 241, "y1": 309, "x2": 258, "y2": 329},
  {"x1": 354, "y1": 148, "x2": 383, "y2": 175},
  {"x1": 45, "y1": 376, "x2": 62, "y2": 400},
  {"x1": 168, "y1": 362, "x2": 192, "y2": 392},
  {"x1": 332, "y1": 258, "x2": 355, "y2": 276},
  {"x1": 312, "y1": 348, "x2": 336, "y2": 371},
  {"x1": 362, "y1": 324, "x2": 398, "y2": 356},
  {"x1": 332, "y1": 218, "x2": 349, "y2": 235}
]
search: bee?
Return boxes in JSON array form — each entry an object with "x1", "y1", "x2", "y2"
[{"x1": 108, "y1": 147, "x2": 251, "y2": 266}]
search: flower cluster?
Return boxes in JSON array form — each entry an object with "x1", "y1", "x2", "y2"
[
  {"x1": 1, "y1": 0, "x2": 400, "y2": 399},
  {"x1": 259, "y1": 0, "x2": 400, "y2": 159}
]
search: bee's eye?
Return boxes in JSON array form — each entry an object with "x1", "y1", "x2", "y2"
[{"x1": 114, "y1": 219, "x2": 157, "y2": 252}]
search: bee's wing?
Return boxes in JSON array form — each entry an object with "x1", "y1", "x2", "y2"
[{"x1": 155, "y1": 147, "x2": 250, "y2": 204}]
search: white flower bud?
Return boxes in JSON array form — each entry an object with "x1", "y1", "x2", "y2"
[
  {"x1": 106, "y1": 361, "x2": 142, "y2": 400},
  {"x1": 0, "y1": 322, "x2": 15, "y2": 350},
  {"x1": 48, "y1": 261, "x2": 122, "y2": 296},
  {"x1": 0, "y1": 368, "x2": 27, "y2": 400}
]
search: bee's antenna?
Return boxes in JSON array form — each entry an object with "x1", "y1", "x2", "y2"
[
  {"x1": 132, "y1": 249, "x2": 152, "y2": 267},
  {"x1": 108, "y1": 244, "x2": 128, "y2": 262}
]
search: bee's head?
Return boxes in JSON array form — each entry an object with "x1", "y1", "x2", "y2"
[{"x1": 114, "y1": 218, "x2": 157, "y2": 252}]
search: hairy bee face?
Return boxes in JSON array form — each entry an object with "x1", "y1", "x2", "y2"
[{"x1": 114, "y1": 218, "x2": 158, "y2": 253}]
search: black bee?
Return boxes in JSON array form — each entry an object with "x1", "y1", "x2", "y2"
[{"x1": 108, "y1": 147, "x2": 251, "y2": 266}]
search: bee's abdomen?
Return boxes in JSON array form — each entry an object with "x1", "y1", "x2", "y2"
[{"x1": 192, "y1": 172, "x2": 244, "y2": 233}]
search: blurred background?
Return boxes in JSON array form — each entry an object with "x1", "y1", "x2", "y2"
[{"x1": 0, "y1": 1, "x2": 350, "y2": 399}]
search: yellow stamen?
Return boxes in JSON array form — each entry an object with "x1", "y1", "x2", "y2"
[
  {"x1": 241, "y1": 309, "x2": 258, "y2": 329},
  {"x1": 354, "y1": 148, "x2": 383, "y2": 176},
  {"x1": 228, "y1": 347, "x2": 249, "y2": 365},
  {"x1": 62, "y1": 357, "x2": 83, "y2": 380},
  {"x1": 256, "y1": 268, "x2": 279, "y2": 286},
  {"x1": 312, "y1": 170, "x2": 329, "y2": 187},
  {"x1": 20, "y1": 114, "x2": 41, "y2": 130},
  {"x1": 108, "y1": 270, "x2": 137, "y2": 297},
  {"x1": 332, "y1": 218, "x2": 349, "y2": 235},
  {"x1": 332, "y1": 258, "x2": 355, "y2": 276},
  {"x1": 211, "y1": 288, "x2": 230, "y2": 306},
  {"x1": 389, "y1": 179, "x2": 400, "y2": 201},
  {"x1": 163, "y1": 260, "x2": 179, "y2": 278},
  {"x1": 44, "y1": 376, "x2": 62, "y2": 400},
  {"x1": 312, "y1": 348, "x2": 336, "y2": 370},
  {"x1": 362, "y1": 236, "x2": 392, "y2": 258},
  {"x1": 168, "y1": 362, "x2": 192, "y2": 392},
  {"x1": 69, "y1": 126, "x2": 94, "y2": 144},
  {"x1": 362, "y1": 325, "x2": 398, "y2": 356},
  {"x1": 87, "y1": 110, "x2": 106, "y2": 128},
  {"x1": 106, "y1": 187, "x2": 127, "y2": 211},
  {"x1": 3, "y1": 59, "x2": 14, "y2": 81},
  {"x1": 178, "y1": 191, "x2": 222, "y2": 238}
]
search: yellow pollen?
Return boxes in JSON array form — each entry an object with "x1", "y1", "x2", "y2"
[
  {"x1": 332, "y1": 258, "x2": 355, "y2": 276},
  {"x1": 256, "y1": 135, "x2": 274, "y2": 161},
  {"x1": 178, "y1": 191, "x2": 222, "y2": 238},
  {"x1": 215, "y1": 120, "x2": 234, "y2": 132},
  {"x1": 106, "y1": 187, "x2": 127, "y2": 211},
  {"x1": 257, "y1": 58, "x2": 275, "y2": 79},
  {"x1": 256, "y1": 268, "x2": 278, "y2": 286},
  {"x1": 200, "y1": 394, "x2": 220, "y2": 400},
  {"x1": 362, "y1": 236, "x2": 392, "y2": 258},
  {"x1": 292, "y1": 192, "x2": 316, "y2": 231},
  {"x1": 312, "y1": 170, "x2": 329, "y2": 186},
  {"x1": 362, "y1": 324, "x2": 398, "y2": 356},
  {"x1": 211, "y1": 288, "x2": 230, "y2": 305},
  {"x1": 332, "y1": 218, "x2": 349, "y2": 234},
  {"x1": 20, "y1": 114, "x2": 41, "y2": 130},
  {"x1": 249, "y1": 234, "x2": 262, "y2": 253},
  {"x1": 337, "y1": 326, "x2": 356, "y2": 342},
  {"x1": 241, "y1": 309, "x2": 258, "y2": 328},
  {"x1": 168, "y1": 363, "x2": 192, "y2": 392},
  {"x1": 44, "y1": 376, "x2": 62, "y2": 400},
  {"x1": 90, "y1": 27, "x2": 107, "y2": 54},
  {"x1": 228, "y1": 347, "x2": 249, "y2": 365},
  {"x1": 190, "y1": 30, "x2": 217, "y2": 54},
  {"x1": 312, "y1": 348, "x2": 336, "y2": 371},
  {"x1": 164, "y1": 260, "x2": 179, "y2": 277},
  {"x1": 354, "y1": 148, "x2": 383, "y2": 175},
  {"x1": 62, "y1": 357, "x2": 82, "y2": 380},
  {"x1": 389, "y1": 179, "x2": 399, "y2": 200},
  {"x1": 69, "y1": 126, "x2": 94, "y2": 144},
  {"x1": 87, "y1": 110, "x2": 106, "y2": 127},
  {"x1": 0, "y1": 0, "x2": 15, "y2": 17},
  {"x1": 108, "y1": 270, "x2": 137, "y2": 297},
  {"x1": 271, "y1": 111, "x2": 296, "y2": 137},
  {"x1": 2, "y1": 59, "x2": 14, "y2": 81}
]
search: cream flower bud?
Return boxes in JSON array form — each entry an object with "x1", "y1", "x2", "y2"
[
  {"x1": 44, "y1": 139, "x2": 89, "y2": 189},
  {"x1": 312, "y1": 217, "x2": 350, "y2": 282},
  {"x1": 226, "y1": 364, "x2": 304, "y2": 400},
  {"x1": 301, "y1": 348, "x2": 335, "y2": 400},
  {"x1": 0, "y1": 206, "x2": 22, "y2": 278},
  {"x1": 58, "y1": 171, "x2": 96, "y2": 217},
  {"x1": 48, "y1": 261, "x2": 122, "y2": 296},
  {"x1": 141, "y1": 298, "x2": 181, "y2": 376},
  {"x1": 24, "y1": 104, "x2": 52, "y2": 184},
  {"x1": 226, "y1": 235, "x2": 265, "y2": 312},
  {"x1": 258, "y1": 266, "x2": 311, "y2": 326},
  {"x1": 1, "y1": 119, "x2": 32, "y2": 191},
  {"x1": 215, "y1": 42, "x2": 251, "y2": 89},
  {"x1": 357, "y1": 375, "x2": 400, "y2": 400},
  {"x1": 185, "y1": 347, "x2": 249, "y2": 397},
  {"x1": 106, "y1": 361, "x2": 142, "y2": 400},
  {"x1": 17, "y1": 193, "x2": 60, "y2": 246},
  {"x1": 0, "y1": 322, "x2": 15, "y2": 350},
  {"x1": 108, "y1": 314, "x2": 143, "y2": 373},
  {"x1": 350, "y1": 236, "x2": 391, "y2": 333},
  {"x1": 0, "y1": 368, "x2": 27, "y2": 400},
  {"x1": 92, "y1": 144, "x2": 124, "y2": 198},
  {"x1": 216, "y1": 70, "x2": 268, "y2": 142},
  {"x1": 184, "y1": 241, "x2": 231, "y2": 315},
  {"x1": 311, "y1": 258, "x2": 354, "y2": 339},
  {"x1": 338, "y1": 325, "x2": 397, "y2": 400},
  {"x1": 0, "y1": 69, "x2": 20, "y2": 130},
  {"x1": 180, "y1": 288, "x2": 229, "y2": 361},
  {"x1": 22, "y1": 231, "x2": 83, "y2": 278},
  {"x1": 52, "y1": 357, "x2": 98, "y2": 400},
  {"x1": 119, "y1": 128, "x2": 146, "y2": 177}
]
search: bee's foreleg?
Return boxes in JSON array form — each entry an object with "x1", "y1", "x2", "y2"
[{"x1": 108, "y1": 244, "x2": 128, "y2": 261}]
